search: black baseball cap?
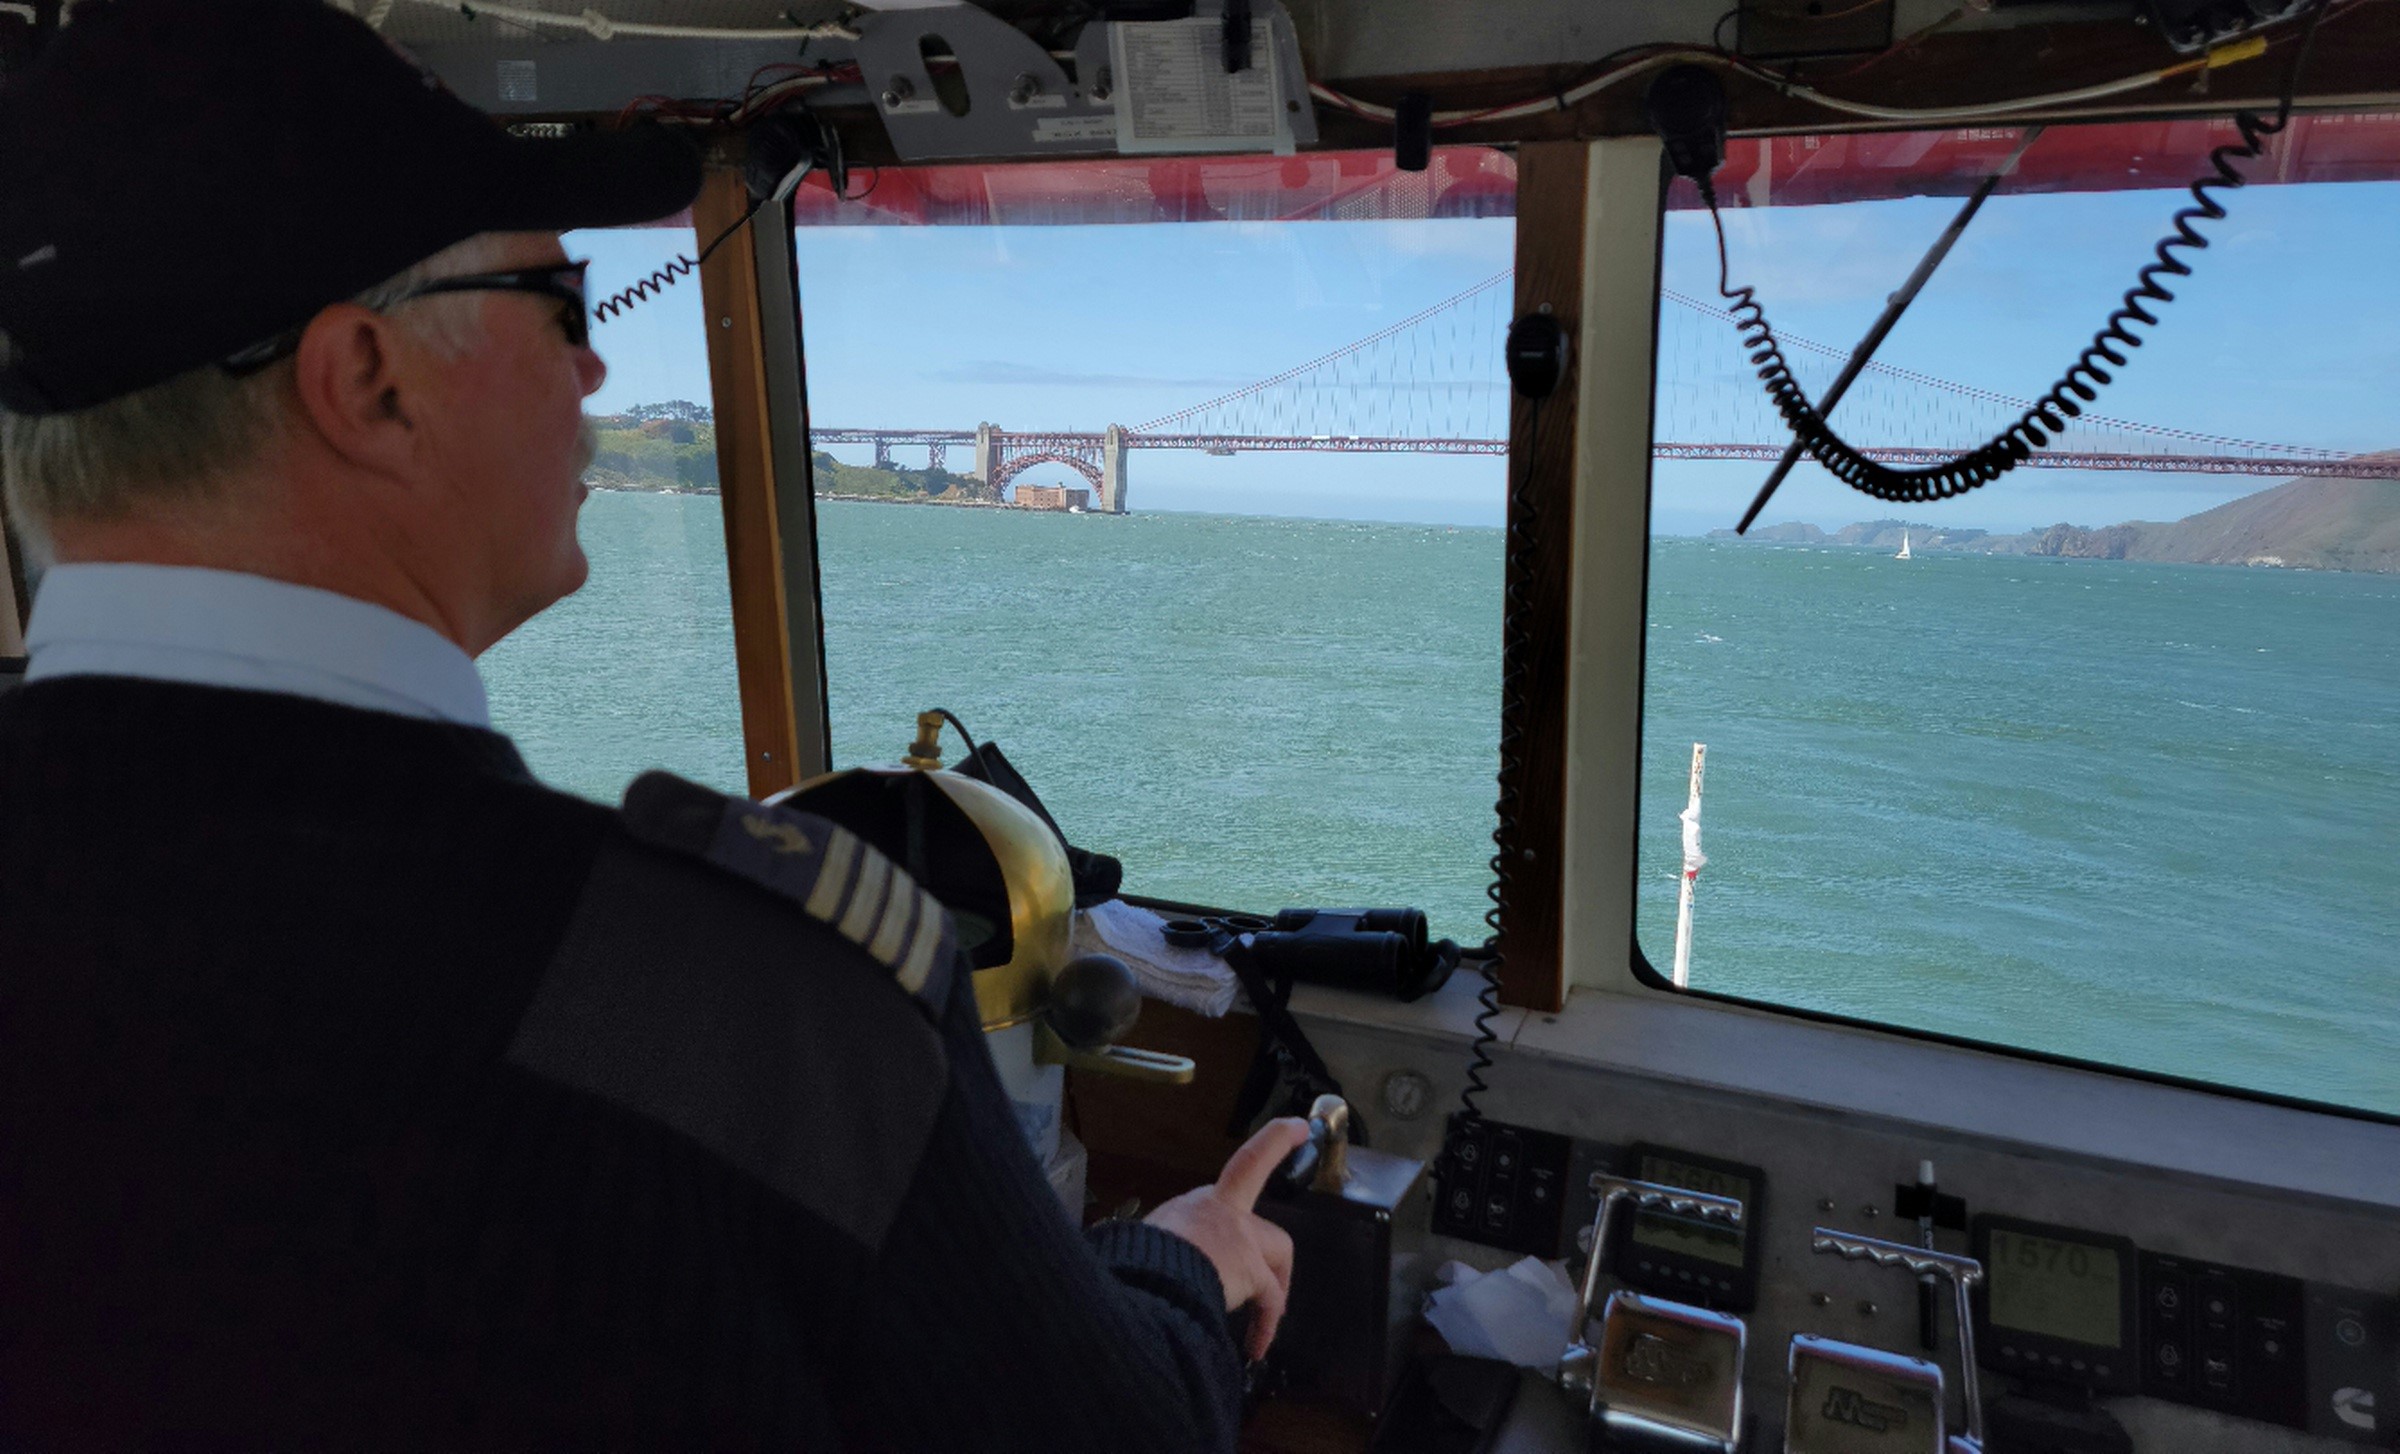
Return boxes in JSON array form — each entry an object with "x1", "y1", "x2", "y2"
[{"x1": 0, "y1": 0, "x2": 704, "y2": 415}]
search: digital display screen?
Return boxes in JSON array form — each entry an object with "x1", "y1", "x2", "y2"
[
  {"x1": 1988, "y1": 1228, "x2": 2124, "y2": 1347},
  {"x1": 1630, "y1": 1155, "x2": 1751, "y2": 1268}
]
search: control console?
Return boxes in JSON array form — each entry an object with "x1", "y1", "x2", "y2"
[{"x1": 1427, "y1": 1114, "x2": 2400, "y2": 1449}]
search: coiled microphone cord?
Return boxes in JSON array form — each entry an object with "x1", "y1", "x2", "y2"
[
  {"x1": 590, "y1": 187, "x2": 771, "y2": 327},
  {"x1": 592, "y1": 146, "x2": 820, "y2": 327},
  {"x1": 1703, "y1": 3, "x2": 2324, "y2": 505},
  {"x1": 1461, "y1": 393, "x2": 1542, "y2": 1122}
]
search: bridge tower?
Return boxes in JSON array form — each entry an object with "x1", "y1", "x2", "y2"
[
  {"x1": 973, "y1": 423, "x2": 998, "y2": 494},
  {"x1": 1100, "y1": 424, "x2": 1129, "y2": 514}
]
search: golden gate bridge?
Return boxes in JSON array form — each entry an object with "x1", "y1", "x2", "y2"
[{"x1": 814, "y1": 270, "x2": 2397, "y2": 513}]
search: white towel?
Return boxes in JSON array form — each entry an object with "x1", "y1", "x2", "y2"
[{"x1": 1072, "y1": 899, "x2": 1240, "y2": 1018}]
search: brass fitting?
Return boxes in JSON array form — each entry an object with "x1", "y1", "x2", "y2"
[{"x1": 902, "y1": 710, "x2": 946, "y2": 770}]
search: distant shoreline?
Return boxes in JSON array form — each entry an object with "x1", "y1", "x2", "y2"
[
  {"x1": 587, "y1": 481, "x2": 1081, "y2": 512},
  {"x1": 1711, "y1": 473, "x2": 2400, "y2": 576},
  {"x1": 1692, "y1": 536, "x2": 2360, "y2": 573}
]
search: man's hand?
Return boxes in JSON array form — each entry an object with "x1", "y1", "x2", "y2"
[{"x1": 1143, "y1": 1117, "x2": 1310, "y2": 1361}]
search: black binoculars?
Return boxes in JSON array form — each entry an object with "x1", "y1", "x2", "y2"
[
  {"x1": 1200, "y1": 907, "x2": 1460, "y2": 1002},
  {"x1": 1160, "y1": 907, "x2": 1460, "y2": 1002}
]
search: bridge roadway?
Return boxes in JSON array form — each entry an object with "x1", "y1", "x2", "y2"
[{"x1": 812, "y1": 427, "x2": 2400, "y2": 481}]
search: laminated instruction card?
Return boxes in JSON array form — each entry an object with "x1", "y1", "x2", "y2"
[{"x1": 1111, "y1": 17, "x2": 1295, "y2": 155}]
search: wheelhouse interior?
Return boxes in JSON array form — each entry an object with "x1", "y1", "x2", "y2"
[{"x1": 4, "y1": 1, "x2": 2397, "y2": 1450}]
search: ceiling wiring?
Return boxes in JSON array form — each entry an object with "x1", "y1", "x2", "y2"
[
  {"x1": 1775, "y1": 56, "x2": 2218, "y2": 121},
  {"x1": 617, "y1": 58, "x2": 860, "y2": 127},
  {"x1": 1312, "y1": 50, "x2": 2228, "y2": 129},
  {"x1": 1307, "y1": 1, "x2": 2349, "y2": 132},
  {"x1": 379, "y1": 0, "x2": 860, "y2": 43}
]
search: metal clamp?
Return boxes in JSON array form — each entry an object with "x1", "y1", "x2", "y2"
[
  {"x1": 1559, "y1": 1175, "x2": 1746, "y2": 1398},
  {"x1": 1810, "y1": 1228, "x2": 1987, "y2": 1453}
]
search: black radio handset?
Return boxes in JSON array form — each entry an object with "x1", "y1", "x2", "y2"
[
  {"x1": 1502, "y1": 313, "x2": 1568, "y2": 403},
  {"x1": 1646, "y1": 65, "x2": 1728, "y2": 193}
]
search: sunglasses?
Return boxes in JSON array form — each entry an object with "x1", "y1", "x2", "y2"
[{"x1": 221, "y1": 258, "x2": 593, "y2": 375}]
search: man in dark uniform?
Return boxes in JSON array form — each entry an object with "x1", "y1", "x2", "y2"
[{"x1": 0, "y1": 1, "x2": 1306, "y2": 1446}]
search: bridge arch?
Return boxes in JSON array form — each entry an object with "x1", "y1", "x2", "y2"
[{"x1": 992, "y1": 452, "x2": 1104, "y2": 496}]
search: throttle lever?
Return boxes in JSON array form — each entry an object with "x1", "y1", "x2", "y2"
[{"x1": 1267, "y1": 1092, "x2": 1349, "y2": 1198}]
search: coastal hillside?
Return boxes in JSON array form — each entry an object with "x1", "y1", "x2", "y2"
[
  {"x1": 587, "y1": 405, "x2": 717, "y2": 493},
  {"x1": 809, "y1": 451, "x2": 980, "y2": 501},
  {"x1": 584, "y1": 404, "x2": 981, "y2": 501},
  {"x1": 2122, "y1": 472, "x2": 2400, "y2": 572},
  {"x1": 1719, "y1": 459, "x2": 2400, "y2": 573}
]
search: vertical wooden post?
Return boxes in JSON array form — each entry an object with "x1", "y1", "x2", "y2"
[
  {"x1": 0, "y1": 495, "x2": 28, "y2": 658},
  {"x1": 1492, "y1": 142, "x2": 1590, "y2": 1014},
  {"x1": 748, "y1": 201, "x2": 833, "y2": 779},
  {"x1": 1562, "y1": 137, "x2": 1667, "y2": 995},
  {"x1": 694, "y1": 169, "x2": 804, "y2": 799}
]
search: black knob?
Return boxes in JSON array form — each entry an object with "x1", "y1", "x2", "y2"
[
  {"x1": 1271, "y1": 1136, "x2": 1322, "y2": 1198},
  {"x1": 1045, "y1": 954, "x2": 1142, "y2": 1051}
]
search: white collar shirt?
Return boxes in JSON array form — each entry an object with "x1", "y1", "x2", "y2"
[{"x1": 22, "y1": 563, "x2": 491, "y2": 729}]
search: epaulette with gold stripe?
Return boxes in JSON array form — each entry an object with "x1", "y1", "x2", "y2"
[{"x1": 618, "y1": 770, "x2": 956, "y2": 1018}]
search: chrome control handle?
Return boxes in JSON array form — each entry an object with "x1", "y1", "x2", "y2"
[
  {"x1": 1558, "y1": 1175, "x2": 1746, "y2": 1397},
  {"x1": 1810, "y1": 1227, "x2": 1987, "y2": 1452},
  {"x1": 1810, "y1": 1229, "x2": 1983, "y2": 1288}
]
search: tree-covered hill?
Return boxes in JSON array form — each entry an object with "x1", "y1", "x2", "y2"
[{"x1": 583, "y1": 404, "x2": 989, "y2": 502}]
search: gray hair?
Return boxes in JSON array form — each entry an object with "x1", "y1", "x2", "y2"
[{"x1": 0, "y1": 232, "x2": 518, "y2": 564}]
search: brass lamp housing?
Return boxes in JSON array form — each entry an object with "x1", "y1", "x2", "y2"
[
  {"x1": 773, "y1": 764, "x2": 1072, "y2": 1034},
  {"x1": 924, "y1": 769, "x2": 1073, "y2": 1032}
]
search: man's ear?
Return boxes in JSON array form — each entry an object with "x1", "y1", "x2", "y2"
[{"x1": 288, "y1": 305, "x2": 424, "y2": 474}]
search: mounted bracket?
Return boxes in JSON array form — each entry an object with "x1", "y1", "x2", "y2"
[
  {"x1": 854, "y1": 1, "x2": 1313, "y2": 163},
  {"x1": 854, "y1": 4, "x2": 1118, "y2": 162}
]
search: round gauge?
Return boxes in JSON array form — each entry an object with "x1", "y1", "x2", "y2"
[{"x1": 1381, "y1": 1069, "x2": 1433, "y2": 1121}]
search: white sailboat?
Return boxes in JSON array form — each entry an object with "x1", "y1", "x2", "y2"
[{"x1": 1895, "y1": 530, "x2": 1913, "y2": 560}]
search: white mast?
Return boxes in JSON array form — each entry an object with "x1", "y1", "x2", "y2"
[{"x1": 1672, "y1": 742, "x2": 1708, "y2": 989}]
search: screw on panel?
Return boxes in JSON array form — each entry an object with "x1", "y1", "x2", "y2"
[
  {"x1": 1810, "y1": 1292, "x2": 1831, "y2": 1308},
  {"x1": 881, "y1": 74, "x2": 915, "y2": 109},
  {"x1": 1857, "y1": 1300, "x2": 1878, "y2": 1316},
  {"x1": 1090, "y1": 64, "x2": 1113, "y2": 101},
  {"x1": 1008, "y1": 72, "x2": 1042, "y2": 106}
]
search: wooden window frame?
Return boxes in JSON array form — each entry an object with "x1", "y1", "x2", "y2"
[
  {"x1": 707, "y1": 146, "x2": 1633, "y2": 1011},
  {"x1": 695, "y1": 168, "x2": 832, "y2": 797}
]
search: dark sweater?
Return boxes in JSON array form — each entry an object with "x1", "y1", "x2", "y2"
[{"x1": 0, "y1": 677, "x2": 1243, "y2": 1451}]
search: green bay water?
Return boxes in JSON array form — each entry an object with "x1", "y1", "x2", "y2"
[{"x1": 482, "y1": 493, "x2": 2400, "y2": 1116}]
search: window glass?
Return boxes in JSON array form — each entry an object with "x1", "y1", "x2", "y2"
[
  {"x1": 478, "y1": 223, "x2": 747, "y2": 802},
  {"x1": 793, "y1": 151, "x2": 1514, "y2": 944},
  {"x1": 1639, "y1": 117, "x2": 2400, "y2": 1113}
]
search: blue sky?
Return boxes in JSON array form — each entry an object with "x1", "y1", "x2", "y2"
[{"x1": 572, "y1": 174, "x2": 2397, "y2": 536}]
